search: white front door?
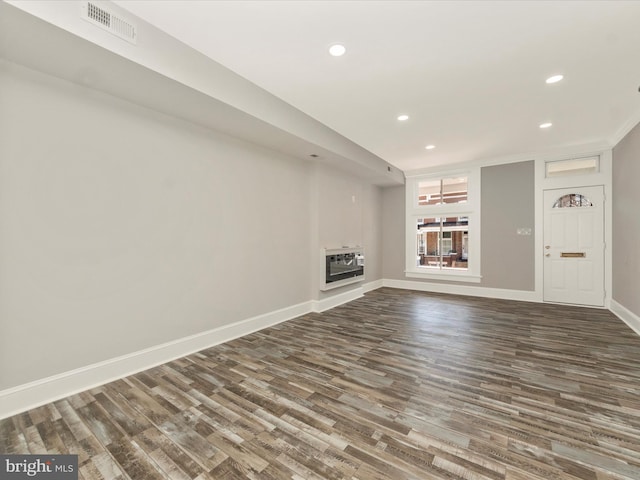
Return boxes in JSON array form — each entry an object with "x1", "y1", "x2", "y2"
[{"x1": 543, "y1": 186, "x2": 605, "y2": 306}]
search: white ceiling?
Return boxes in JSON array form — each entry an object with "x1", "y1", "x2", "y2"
[{"x1": 113, "y1": 0, "x2": 640, "y2": 172}]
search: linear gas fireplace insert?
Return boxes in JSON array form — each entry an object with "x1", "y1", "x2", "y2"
[{"x1": 321, "y1": 247, "x2": 364, "y2": 291}]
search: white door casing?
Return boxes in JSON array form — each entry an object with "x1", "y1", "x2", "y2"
[{"x1": 543, "y1": 186, "x2": 604, "y2": 307}]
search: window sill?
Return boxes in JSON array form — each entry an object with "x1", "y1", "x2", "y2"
[{"x1": 405, "y1": 270, "x2": 482, "y2": 283}]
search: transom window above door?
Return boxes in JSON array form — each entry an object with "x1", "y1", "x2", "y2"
[{"x1": 545, "y1": 155, "x2": 599, "y2": 178}]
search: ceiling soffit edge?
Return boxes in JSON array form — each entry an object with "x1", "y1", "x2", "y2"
[{"x1": 0, "y1": 1, "x2": 403, "y2": 187}]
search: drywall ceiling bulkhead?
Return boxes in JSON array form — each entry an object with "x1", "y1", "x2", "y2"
[{"x1": 0, "y1": 0, "x2": 403, "y2": 186}]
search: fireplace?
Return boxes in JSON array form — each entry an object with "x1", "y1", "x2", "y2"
[{"x1": 321, "y1": 247, "x2": 364, "y2": 291}]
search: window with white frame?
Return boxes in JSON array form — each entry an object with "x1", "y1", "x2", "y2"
[
  {"x1": 406, "y1": 169, "x2": 481, "y2": 282},
  {"x1": 545, "y1": 155, "x2": 599, "y2": 178}
]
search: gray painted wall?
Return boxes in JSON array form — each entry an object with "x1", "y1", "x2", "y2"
[
  {"x1": 0, "y1": 60, "x2": 382, "y2": 391},
  {"x1": 382, "y1": 161, "x2": 535, "y2": 291},
  {"x1": 481, "y1": 161, "x2": 535, "y2": 290},
  {"x1": 312, "y1": 163, "x2": 383, "y2": 299},
  {"x1": 612, "y1": 122, "x2": 640, "y2": 317},
  {"x1": 381, "y1": 186, "x2": 406, "y2": 280}
]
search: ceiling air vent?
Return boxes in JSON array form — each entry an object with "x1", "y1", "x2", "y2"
[{"x1": 80, "y1": 1, "x2": 137, "y2": 44}]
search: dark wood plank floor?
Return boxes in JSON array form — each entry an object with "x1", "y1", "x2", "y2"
[{"x1": 2, "y1": 288, "x2": 640, "y2": 479}]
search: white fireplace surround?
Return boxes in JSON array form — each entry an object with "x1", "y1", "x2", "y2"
[{"x1": 321, "y1": 247, "x2": 365, "y2": 291}]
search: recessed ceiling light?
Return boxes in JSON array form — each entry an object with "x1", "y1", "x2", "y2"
[
  {"x1": 329, "y1": 44, "x2": 346, "y2": 57},
  {"x1": 425, "y1": 145, "x2": 436, "y2": 150},
  {"x1": 546, "y1": 74, "x2": 564, "y2": 84},
  {"x1": 397, "y1": 114, "x2": 409, "y2": 121},
  {"x1": 539, "y1": 122, "x2": 553, "y2": 129}
]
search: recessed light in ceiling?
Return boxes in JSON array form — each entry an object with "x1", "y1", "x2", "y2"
[
  {"x1": 397, "y1": 114, "x2": 409, "y2": 121},
  {"x1": 328, "y1": 44, "x2": 346, "y2": 57},
  {"x1": 425, "y1": 145, "x2": 436, "y2": 150},
  {"x1": 546, "y1": 74, "x2": 564, "y2": 84},
  {"x1": 539, "y1": 122, "x2": 553, "y2": 129}
]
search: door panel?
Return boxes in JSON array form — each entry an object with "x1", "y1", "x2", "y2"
[
  {"x1": 579, "y1": 212, "x2": 594, "y2": 247},
  {"x1": 578, "y1": 261, "x2": 594, "y2": 291},
  {"x1": 543, "y1": 186, "x2": 604, "y2": 306},
  {"x1": 550, "y1": 260, "x2": 565, "y2": 289}
]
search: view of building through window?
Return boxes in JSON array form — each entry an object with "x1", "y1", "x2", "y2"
[
  {"x1": 418, "y1": 176, "x2": 468, "y2": 206},
  {"x1": 552, "y1": 193, "x2": 593, "y2": 208},
  {"x1": 416, "y1": 217, "x2": 469, "y2": 270},
  {"x1": 415, "y1": 176, "x2": 469, "y2": 271}
]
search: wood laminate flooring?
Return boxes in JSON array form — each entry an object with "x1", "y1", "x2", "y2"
[{"x1": 2, "y1": 288, "x2": 640, "y2": 479}]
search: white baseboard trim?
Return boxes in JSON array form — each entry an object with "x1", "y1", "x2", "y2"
[
  {"x1": 312, "y1": 285, "x2": 364, "y2": 313},
  {"x1": 382, "y1": 279, "x2": 541, "y2": 303},
  {"x1": 9, "y1": 278, "x2": 619, "y2": 421},
  {"x1": 363, "y1": 279, "x2": 384, "y2": 293},
  {"x1": 0, "y1": 300, "x2": 312, "y2": 420},
  {"x1": 610, "y1": 299, "x2": 640, "y2": 337}
]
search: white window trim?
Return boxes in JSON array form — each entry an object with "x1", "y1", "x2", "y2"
[{"x1": 405, "y1": 168, "x2": 481, "y2": 283}]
